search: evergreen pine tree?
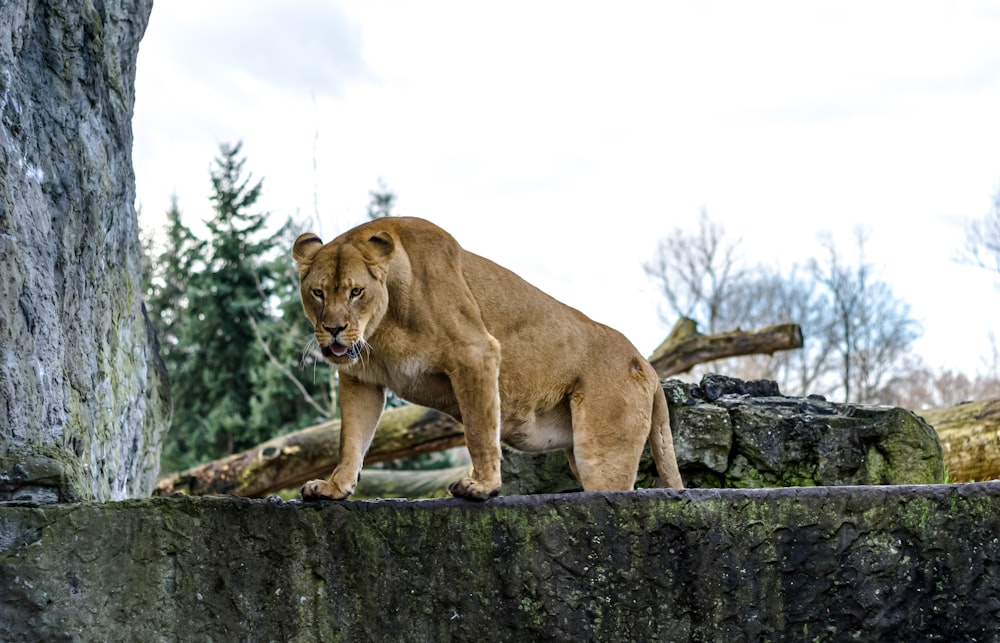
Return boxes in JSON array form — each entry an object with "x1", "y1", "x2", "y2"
[
  {"x1": 148, "y1": 155, "x2": 421, "y2": 472},
  {"x1": 162, "y1": 142, "x2": 285, "y2": 469},
  {"x1": 142, "y1": 194, "x2": 204, "y2": 367},
  {"x1": 366, "y1": 178, "x2": 398, "y2": 219}
]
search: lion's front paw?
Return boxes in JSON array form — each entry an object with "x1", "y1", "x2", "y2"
[
  {"x1": 448, "y1": 477, "x2": 501, "y2": 501},
  {"x1": 301, "y1": 479, "x2": 353, "y2": 501}
]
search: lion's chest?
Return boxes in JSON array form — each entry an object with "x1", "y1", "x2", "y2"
[{"x1": 347, "y1": 357, "x2": 460, "y2": 416}]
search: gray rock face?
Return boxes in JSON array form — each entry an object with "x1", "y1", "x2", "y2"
[
  {"x1": 667, "y1": 374, "x2": 946, "y2": 487},
  {"x1": 1, "y1": 483, "x2": 998, "y2": 641},
  {"x1": 0, "y1": 0, "x2": 166, "y2": 501},
  {"x1": 502, "y1": 375, "x2": 945, "y2": 495}
]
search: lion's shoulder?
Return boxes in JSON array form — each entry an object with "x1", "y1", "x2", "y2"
[{"x1": 340, "y1": 216, "x2": 456, "y2": 262}]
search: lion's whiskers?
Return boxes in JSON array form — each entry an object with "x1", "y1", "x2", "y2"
[
  {"x1": 300, "y1": 336, "x2": 323, "y2": 383},
  {"x1": 356, "y1": 337, "x2": 373, "y2": 369},
  {"x1": 299, "y1": 336, "x2": 321, "y2": 366}
]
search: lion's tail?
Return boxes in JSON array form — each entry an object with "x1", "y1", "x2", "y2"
[{"x1": 650, "y1": 383, "x2": 684, "y2": 489}]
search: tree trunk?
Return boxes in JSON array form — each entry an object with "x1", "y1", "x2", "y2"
[
  {"x1": 649, "y1": 317, "x2": 804, "y2": 377},
  {"x1": 920, "y1": 400, "x2": 1000, "y2": 483},
  {"x1": 0, "y1": 0, "x2": 167, "y2": 503},
  {"x1": 155, "y1": 405, "x2": 465, "y2": 497},
  {"x1": 353, "y1": 466, "x2": 468, "y2": 500}
]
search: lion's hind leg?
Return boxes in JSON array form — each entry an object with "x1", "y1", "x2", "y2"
[
  {"x1": 568, "y1": 386, "x2": 649, "y2": 492},
  {"x1": 564, "y1": 448, "x2": 582, "y2": 485}
]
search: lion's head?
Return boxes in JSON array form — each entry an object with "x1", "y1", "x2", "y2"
[{"x1": 292, "y1": 228, "x2": 395, "y2": 364}]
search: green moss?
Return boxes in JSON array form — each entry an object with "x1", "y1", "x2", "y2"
[
  {"x1": 864, "y1": 447, "x2": 889, "y2": 485},
  {"x1": 1, "y1": 443, "x2": 83, "y2": 502},
  {"x1": 898, "y1": 495, "x2": 938, "y2": 531},
  {"x1": 517, "y1": 596, "x2": 546, "y2": 628},
  {"x1": 877, "y1": 409, "x2": 946, "y2": 484}
]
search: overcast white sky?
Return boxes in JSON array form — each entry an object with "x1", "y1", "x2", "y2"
[{"x1": 133, "y1": 1, "x2": 1000, "y2": 376}]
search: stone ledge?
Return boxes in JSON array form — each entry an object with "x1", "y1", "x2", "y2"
[{"x1": 2, "y1": 483, "x2": 999, "y2": 641}]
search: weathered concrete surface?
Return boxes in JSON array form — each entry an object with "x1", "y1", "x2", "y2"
[
  {"x1": 2, "y1": 483, "x2": 998, "y2": 641},
  {"x1": 0, "y1": 0, "x2": 168, "y2": 502}
]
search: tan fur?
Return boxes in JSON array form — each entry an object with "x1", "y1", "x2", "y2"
[{"x1": 292, "y1": 217, "x2": 683, "y2": 501}]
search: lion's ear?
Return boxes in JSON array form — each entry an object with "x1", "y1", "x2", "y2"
[
  {"x1": 364, "y1": 230, "x2": 395, "y2": 262},
  {"x1": 292, "y1": 233, "x2": 323, "y2": 273}
]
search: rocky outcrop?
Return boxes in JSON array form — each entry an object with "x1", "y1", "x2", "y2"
[
  {"x1": 666, "y1": 375, "x2": 945, "y2": 486},
  {"x1": 1, "y1": 482, "x2": 998, "y2": 641},
  {"x1": 0, "y1": 0, "x2": 167, "y2": 502},
  {"x1": 503, "y1": 375, "x2": 945, "y2": 495}
]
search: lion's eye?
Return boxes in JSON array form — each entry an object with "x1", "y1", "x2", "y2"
[
  {"x1": 310, "y1": 288, "x2": 324, "y2": 300},
  {"x1": 349, "y1": 287, "x2": 364, "y2": 300}
]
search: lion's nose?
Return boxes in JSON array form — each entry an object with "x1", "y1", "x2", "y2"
[{"x1": 323, "y1": 324, "x2": 346, "y2": 337}]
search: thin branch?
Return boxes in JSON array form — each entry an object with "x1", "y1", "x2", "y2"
[{"x1": 247, "y1": 314, "x2": 332, "y2": 419}]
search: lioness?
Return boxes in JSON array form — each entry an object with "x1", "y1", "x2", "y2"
[{"x1": 292, "y1": 216, "x2": 683, "y2": 501}]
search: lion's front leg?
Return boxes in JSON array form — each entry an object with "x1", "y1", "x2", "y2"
[
  {"x1": 447, "y1": 337, "x2": 503, "y2": 501},
  {"x1": 301, "y1": 375, "x2": 386, "y2": 501}
]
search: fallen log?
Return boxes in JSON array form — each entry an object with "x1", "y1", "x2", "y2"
[
  {"x1": 156, "y1": 319, "x2": 805, "y2": 497},
  {"x1": 352, "y1": 465, "x2": 468, "y2": 500},
  {"x1": 155, "y1": 405, "x2": 464, "y2": 497},
  {"x1": 649, "y1": 317, "x2": 804, "y2": 378},
  {"x1": 920, "y1": 399, "x2": 1000, "y2": 483}
]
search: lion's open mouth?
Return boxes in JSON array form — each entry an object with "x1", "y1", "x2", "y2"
[{"x1": 322, "y1": 342, "x2": 362, "y2": 359}]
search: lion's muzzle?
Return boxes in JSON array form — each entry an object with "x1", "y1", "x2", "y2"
[
  {"x1": 319, "y1": 323, "x2": 363, "y2": 360},
  {"x1": 322, "y1": 341, "x2": 362, "y2": 360}
]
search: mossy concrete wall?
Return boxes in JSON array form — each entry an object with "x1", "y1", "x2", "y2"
[{"x1": 3, "y1": 482, "x2": 999, "y2": 641}]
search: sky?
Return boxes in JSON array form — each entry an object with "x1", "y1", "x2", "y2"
[{"x1": 132, "y1": 1, "x2": 1000, "y2": 377}]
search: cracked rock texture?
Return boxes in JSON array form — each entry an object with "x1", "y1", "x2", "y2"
[
  {"x1": 0, "y1": 0, "x2": 168, "y2": 502},
  {"x1": 503, "y1": 375, "x2": 946, "y2": 495},
  {"x1": 1, "y1": 483, "x2": 998, "y2": 641}
]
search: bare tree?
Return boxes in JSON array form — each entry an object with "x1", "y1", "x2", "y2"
[
  {"x1": 643, "y1": 209, "x2": 744, "y2": 333},
  {"x1": 644, "y1": 211, "x2": 836, "y2": 392},
  {"x1": 717, "y1": 266, "x2": 838, "y2": 397},
  {"x1": 878, "y1": 360, "x2": 1000, "y2": 410},
  {"x1": 810, "y1": 229, "x2": 920, "y2": 403},
  {"x1": 645, "y1": 215, "x2": 920, "y2": 403},
  {"x1": 961, "y1": 185, "x2": 1000, "y2": 273},
  {"x1": 878, "y1": 330, "x2": 1000, "y2": 409}
]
